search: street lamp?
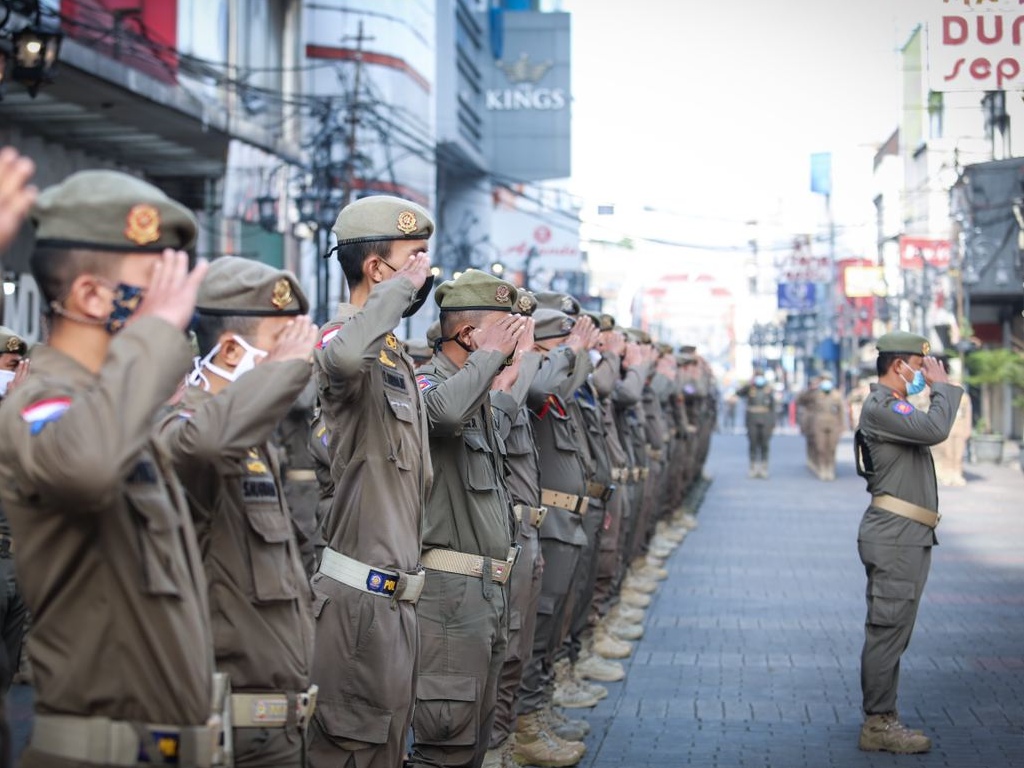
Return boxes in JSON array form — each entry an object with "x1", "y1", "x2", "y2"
[
  {"x1": 12, "y1": 22, "x2": 62, "y2": 98},
  {"x1": 255, "y1": 194, "x2": 278, "y2": 233}
]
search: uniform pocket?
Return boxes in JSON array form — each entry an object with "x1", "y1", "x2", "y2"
[
  {"x1": 413, "y1": 674, "x2": 478, "y2": 746},
  {"x1": 126, "y1": 485, "x2": 183, "y2": 597},
  {"x1": 245, "y1": 505, "x2": 299, "y2": 602},
  {"x1": 867, "y1": 578, "x2": 916, "y2": 627},
  {"x1": 462, "y1": 430, "x2": 497, "y2": 493},
  {"x1": 551, "y1": 411, "x2": 577, "y2": 453},
  {"x1": 314, "y1": 697, "x2": 392, "y2": 748}
]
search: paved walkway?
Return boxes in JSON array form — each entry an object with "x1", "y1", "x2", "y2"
[
  {"x1": 578, "y1": 432, "x2": 1024, "y2": 768},
  {"x1": 6, "y1": 432, "x2": 1024, "y2": 766}
]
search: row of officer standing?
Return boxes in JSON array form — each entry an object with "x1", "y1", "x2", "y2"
[{"x1": 0, "y1": 149, "x2": 718, "y2": 768}]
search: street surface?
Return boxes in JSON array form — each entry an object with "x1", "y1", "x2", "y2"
[
  {"x1": 578, "y1": 430, "x2": 1024, "y2": 768},
  {"x1": 6, "y1": 431, "x2": 1024, "y2": 767}
]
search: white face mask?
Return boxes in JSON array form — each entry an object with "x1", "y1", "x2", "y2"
[
  {"x1": 0, "y1": 369, "x2": 15, "y2": 398},
  {"x1": 188, "y1": 335, "x2": 268, "y2": 389}
]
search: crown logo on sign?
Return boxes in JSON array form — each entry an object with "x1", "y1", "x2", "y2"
[{"x1": 496, "y1": 53, "x2": 553, "y2": 85}]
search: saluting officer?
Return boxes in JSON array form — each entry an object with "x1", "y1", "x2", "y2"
[
  {"x1": 412, "y1": 269, "x2": 525, "y2": 768},
  {"x1": 854, "y1": 331, "x2": 962, "y2": 754},
  {"x1": 0, "y1": 171, "x2": 220, "y2": 767},
  {"x1": 307, "y1": 196, "x2": 435, "y2": 768},
  {"x1": 159, "y1": 257, "x2": 319, "y2": 766},
  {"x1": 0, "y1": 327, "x2": 29, "y2": 768}
]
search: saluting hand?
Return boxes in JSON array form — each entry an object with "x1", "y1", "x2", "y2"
[
  {"x1": 474, "y1": 314, "x2": 527, "y2": 356},
  {"x1": 135, "y1": 249, "x2": 209, "y2": 330},
  {"x1": 599, "y1": 329, "x2": 625, "y2": 357},
  {"x1": 266, "y1": 315, "x2": 320, "y2": 364},
  {"x1": 7, "y1": 358, "x2": 30, "y2": 395},
  {"x1": 921, "y1": 355, "x2": 948, "y2": 386},
  {"x1": 395, "y1": 251, "x2": 432, "y2": 290},
  {"x1": 623, "y1": 342, "x2": 644, "y2": 369},
  {"x1": 565, "y1": 315, "x2": 596, "y2": 353},
  {"x1": 0, "y1": 147, "x2": 37, "y2": 253}
]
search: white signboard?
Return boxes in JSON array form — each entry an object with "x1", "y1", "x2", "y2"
[
  {"x1": 927, "y1": 2, "x2": 1024, "y2": 91},
  {"x1": 490, "y1": 210, "x2": 581, "y2": 276}
]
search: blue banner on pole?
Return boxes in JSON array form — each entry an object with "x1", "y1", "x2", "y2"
[
  {"x1": 810, "y1": 152, "x2": 832, "y2": 196},
  {"x1": 778, "y1": 282, "x2": 816, "y2": 311}
]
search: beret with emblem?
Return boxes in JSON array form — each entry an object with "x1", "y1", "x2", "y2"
[
  {"x1": 332, "y1": 195, "x2": 434, "y2": 246},
  {"x1": 513, "y1": 290, "x2": 538, "y2": 317},
  {"x1": 0, "y1": 325, "x2": 27, "y2": 356},
  {"x1": 534, "y1": 308, "x2": 576, "y2": 341},
  {"x1": 534, "y1": 291, "x2": 580, "y2": 316},
  {"x1": 196, "y1": 256, "x2": 308, "y2": 316},
  {"x1": 677, "y1": 344, "x2": 698, "y2": 363},
  {"x1": 32, "y1": 170, "x2": 197, "y2": 252},
  {"x1": 624, "y1": 327, "x2": 651, "y2": 345},
  {"x1": 876, "y1": 330, "x2": 930, "y2": 356},
  {"x1": 434, "y1": 269, "x2": 518, "y2": 312}
]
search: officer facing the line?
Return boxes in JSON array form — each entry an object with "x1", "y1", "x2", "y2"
[{"x1": 854, "y1": 331, "x2": 962, "y2": 755}]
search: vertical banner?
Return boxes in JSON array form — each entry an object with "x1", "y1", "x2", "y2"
[{"x1": 810, "y1": 152, "x2": 832, "y2": 196}]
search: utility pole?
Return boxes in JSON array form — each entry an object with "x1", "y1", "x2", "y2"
[{"x1": 342, "y1": 20, "x2": 373, "y2": 208}]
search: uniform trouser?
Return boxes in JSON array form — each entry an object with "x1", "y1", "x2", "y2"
[
  {"x1": 234, "y1": 725, "x2": 305, "y2": 767},
  {"x1": 858, "y1": 541, "x2": 932, "y2": 715},
  {"x1": 592, "y1": 490, "x2": 627, "y2": 618},
  {"x1": 814, "y1": 426, "x2": 840, "y2": 472},
  {"x1": 610, "y1": 481, "x2": 634, "y2": 593},
  {"x1": 411, "y1": 572, "x2": 507, "y2": 768},
  {"x1": 746, "y1": 421, "x2": 772, "y2": 464},
  {"x1": 0, "y1": 556, "x2": 27, "y2": 695},
  {"x1": 516, "y1": 539, "x2": 582, "y2": 716},
  {"x1": 563, "y1": 502, "x2": 604, "y2": 663},
  {"x1": 625, "y1": 467, "x2": 655, "y2": 563},
  {"x1": 308, "y1": 574, "x2": 418, "y2": 768},
  {"x1": 490, "y1": 525, "x2": 544, "y2": 749},
  {"x1": 633, "y1": 462, "x2": 663, "y2": 560}
]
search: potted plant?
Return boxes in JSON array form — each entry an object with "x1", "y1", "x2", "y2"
[{"x1": 964, "y1": 347, "x2": 1024, "y2": 464}]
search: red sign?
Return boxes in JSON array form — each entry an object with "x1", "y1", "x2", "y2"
[{"x1": 899, "y1": 237, "x2": 951, "y2": 269}]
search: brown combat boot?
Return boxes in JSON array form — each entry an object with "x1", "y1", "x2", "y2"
[
  {"x1": 540, "y1": 706, "x2": 590, "y2": 741},
  {"x1": 513, "y1": 711, "x2": 585, "y2": 767},
  {"x1": 858, "y1": 713, "x2": 931, "y2": 754}
]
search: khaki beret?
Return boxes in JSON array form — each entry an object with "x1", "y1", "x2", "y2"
[
  {"x1": 658, "y1": 343, "x2": 674, "y2": 356},
  {"x1": 624, "y1": 327, "x2": 651, "y2": 345},
  {"x1": 33, "y1": 170, "x2": 197, "y2": 252},
  {"x1": 0, "y1": 326, "x2": 27, "y2": 356},
  {"x1": 404, "y1": 338, "x2": 433, "y2": 363},
  {"x1": 876, "y1": 331, "x2": 930, "y2": 356},
  {"x1": 332, "y1": 195, "x2": 434, "y2": 246},
  {"x1": 534, "y1": 308, "x2": 575, "y2": 341},
  {"x1": 196, "y1": 256, "x2": 308, "y2": 316},
  {"x1": 534, "y1": 291, "x2": 580, "y2": 316},
  {"x1": 513, "y1": 290, "x2": 538, "y2": 316},
  {"x1": 434, "y1": 269, "x2": 518, "y2": 312},
  {"x1": 426, "y1": 319, "x2": 442, "y2": 346}
]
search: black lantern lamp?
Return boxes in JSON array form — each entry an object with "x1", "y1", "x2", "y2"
[
  {"x1": 255, "y1": 193, "x2": 278, "y2": 233},
  {"x1": 12, "y1": 21, "x2": 62, "y2": 98},
  {"x1": 297, "y1": 193, "x2": 319, "y2": 227}
]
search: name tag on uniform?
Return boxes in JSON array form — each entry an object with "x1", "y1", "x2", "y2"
[
  {"x1": 383, "y1": 370, "x2": 407, "y2": 391},
  {"x1": 242, "y1": 479, "x2": 279, "y2": 502}
]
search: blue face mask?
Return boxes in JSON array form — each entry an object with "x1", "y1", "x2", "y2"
[
  {"x1": 901, "y1": 364, "x2": 927, "y2": 396},
  {"x1": 820, "y1": 380, "x2": 833, "y2": 392},
  {"x1": 753, "y1": 375, "x2": 766, "y2": 387}
]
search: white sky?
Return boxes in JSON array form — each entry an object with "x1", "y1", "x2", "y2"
[{"x1": 560, "y1": 0, "x2": 936, "y2": 240}]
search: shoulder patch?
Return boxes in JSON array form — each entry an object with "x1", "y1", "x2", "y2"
[
  {"x1": 317, "y1": 326, "x2": 342, "y2": 350},
  {"x1": 892, "y1": 400, "x2": 915, "y2": 415},
  {"x1": 416, "y1": 374, "x2": 434, "y2": 392},
  {"x1": 21, "y1": 397, "x2": 72, "y2": 435}
]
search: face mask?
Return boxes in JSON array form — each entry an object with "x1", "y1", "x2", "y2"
[
  {"x1": 403, "y1": 274, "x2": 434, "y2": 318},
  {"x1": 104, "y1": 282, "x2": 146, "y2": 334},
  {"x1": 189, "y1": 335, "x2": 268, "y2": 389},
  {"x1": 0, "y1": 369, "x2": 15, "y2": 398},
  {"x1": 753, "y1": 375, "x2": 766, "y2": 387},
  {"x1": 820, "y1": 380, "x2": 834, "y2": 392},
  {"x1": 438, "y1": 326, "x2": 475, "y2": 355},
  {"x1": 900, "y1": 363, "x2": 927, "y2": 396}
]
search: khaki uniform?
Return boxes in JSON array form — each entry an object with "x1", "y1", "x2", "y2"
[
  {"x1": 934, "y1": 389, "x2": 972, "y2": 486},
  {"x1": 489, "y1": 352, "x2": 544, "y2": 748},
  {"x1": 517, "y1": 345, "x2": 589, "y2": 716},
  {"x1": 856, "y1": 381, "x2": 962, "y2": 716},
  {"x1": 0, "y1": 320, "x2": 216, "y2": 767},
  {"x1": 412, "y1": 348, "x2": 515, "y2": 768},
  {"x1": 739, "y1": 382, "x2": 776, "y2": 472},
  {"x1": 159, "y1": 362, "x2": 316, "y2": 767},
  {"x1": 804, "y1": 387, "x2": 845, "y2": 480},
  {"x1": 308, "y1": 277, "x2": 433, "y2": 768},
  {"x1": 612, "y1": 362, "x2": 648, "y2": 590}
]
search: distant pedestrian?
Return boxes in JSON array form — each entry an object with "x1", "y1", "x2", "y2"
[
  {"x1": 853, "y1": 331, "x2": 962, "y2": 754},
  {"x1": 736, "y1": 368, "x2": 775, "y2": 478}
]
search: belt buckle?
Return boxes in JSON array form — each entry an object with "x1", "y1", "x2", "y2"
[
  {"x1": 509, "y1": 543, "x2": 522, "y2": 568},
  {"x1": 602, "y1": 483, "x2": 616, "y2": 503},
  {"x1": 365, "y1": 568, "x2": 399, "y2": 598}
]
